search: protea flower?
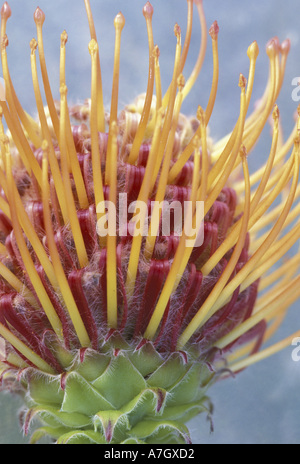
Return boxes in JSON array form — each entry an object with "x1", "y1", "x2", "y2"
[{"x1": 0, "y1": 0, "x2": 299, "y2": 445}]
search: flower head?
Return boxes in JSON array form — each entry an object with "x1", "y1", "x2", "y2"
[{"x1": 0, "y1": 0, "x2": 299, "y2": 444}]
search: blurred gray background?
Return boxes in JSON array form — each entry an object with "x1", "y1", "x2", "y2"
[{"x1": 0, "y1": 0, "x2": 299, "y2": 444}]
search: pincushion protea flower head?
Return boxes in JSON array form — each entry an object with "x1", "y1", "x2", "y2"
[{"x1": 0, "y1": 0, "x2": 299, "y2": 445}]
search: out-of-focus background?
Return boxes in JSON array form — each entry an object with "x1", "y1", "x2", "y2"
[{"x1": 0, "y1": 0, "x2": 299, "y2": 444}]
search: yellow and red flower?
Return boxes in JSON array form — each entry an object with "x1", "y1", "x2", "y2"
[{"x1": 0, "y1": 0, "x2": 299, "y2": 444}]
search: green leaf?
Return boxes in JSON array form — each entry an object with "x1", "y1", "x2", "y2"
[
  {"x1": 93, "y1": 410, "x2": 130, "y2": 443},
  {"x1": 92, "y1": 386, "x2": 168, "y2": 443},
  {"x1": 121, "y1": 437, "x2": 146, "y2": 444},
  {"x1": 61, "y1": 371, "x2": 114, "y2": 415},
  {"x1": 43, "y1": 333, "x2": 74, "y2": 369},
  {"x1": 73, "y1": 351, "x2": 110, "y2": 382},
  {"x1": 167, "y1": 363, "x2": 202, "y2": 405},
  {"x1": 27, "y1": 372, "x2": 64, "y2": 406},
  {"x1": 168, "y1": 363, "x2": 215, "y2": 405},
  {"x1": 160, "y1": 401, "x2": 207, "y2": 423},
  {"x1": 125, "y1": 388, "x2": 167, "y2": 422},
  {"x1": 102, "y1": 331, "x2": 131, "y2": 352},
  {"x1": 57, "y1": 429, "x2": 106, "y2": 444},
  {"x1": 146, "y1": 353, "x2": 190, "y2": 390},
  {"x1": 31, "y1": 404, "x2": 92, "y2": 429},
  {"x1": 30, "y1": 426, "x2": 67, "y2": 444},
  {"x1": 129, "y1": 341, "x2": 164, "y2": 377},
  {"x1": 130, "y1": 419, "x2": 191, "y2": 444},
  {"x1": 92, "y1": 353, "x2": 147, "y2": 409}
]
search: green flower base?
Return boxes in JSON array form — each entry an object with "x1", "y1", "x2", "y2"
[{"x1": 17, "y1": 334, "x2": 214, "y2": 444}]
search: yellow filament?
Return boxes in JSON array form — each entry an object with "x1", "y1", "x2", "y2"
[
  {"x1": 225, "y1": 308, "x2": 289, "y2": 366},
  {"x1": 42, "y1": 146, "x2": 90, "y2": 347},
  {"x1": 0, "y1": 322, "x2": 55, "y2": 373},
  {"x1": 0, "y1": 5, "x2": 42, "y2": 148},
  {"x1": 215, "y1": 277, "x2": 300, "y2": 352},
  {"x1": 255, "y1": 275, "x2": 298, "y2": 317},
  {"x1": 237, "y1": 105, "x2": 280, "y2": 210},
  {"x1": 198, "y1": 107, "x2": 209, "y2": 201},
  {"x1": 146, "y1": 109, "x2": 208, "y2": 328},
  {"x1": 59, "y1": 84, "x2": 89, "y2": 269},
  {"x1": 244, "y1": 152, "x2": 295, "y2": 246},
  {"x1": 144, "y1": 136, "x2": 201, "y2": 340},
  {"x1": 211, "y1": 41, "x2": 259, "y2": 159},
  {"x1": 0, "y1": 128, "x2": 7, "y2": 177},
  {"x1": 145, "y1": 100, "x2": 182, "y2": 257},
  {"x1": 204, "y1": 76, "x2": 247, "y2": 213},
  {"x1": 0, "y1": 260, "x2": 37, "y2": 307},
  {"x1": 1, "y1": 35, "x2": 42, "y2": 179},
  {"x1": 226, "y1": 306, "x2": 288, "y2": 365},
  {"x1": 154, "y1": 45, "x2": 162, "y2": 111},
  {"x1": 180, "y1": 0, "x2": 193, "y2": 73},
  {"x1": 2, "y1": 353, "x2": 29, "y2": 370},
  {"x1": 234, "y1": 122, "x2": 296, "y2": 196},
  {"x1": 239, "y1": 76, "x2": 271, "y2": 143},
  {"x1": 202, "y1": 105, "x2": 279, "y2": 276},
  {"x1": 106, "y1": 123, "x2": 118, "y2": 328},
  {"x1": 278, "y1": 39, "x2": 291, "y2": 91},
  {"x1": 0, "y1": 242, "x2": 7, "y2": 255},
  {"x1": 204, "y1": 22, "x2": 219, "y2": 125},
  {"x1": 105, "y1": 12, "x2": 125, "y2": 185},
  {"x1": 273, "y1": 38, "x2": 282, "y2": 100},
  {"x1": 250, "y1": 189, "x2": 300, "y2": 251},
  {"x1": 84, "y1": 0, "x2": 105, "y2": 132},
  {"x1": 168, "y1": 105, "x2": 203, "y2": 184},
  {"x1": 59, "y1": 31, "x2": 71, "y2": 173},
  {"x1": 65, "y1": 110, "x2": 89, "y2": 208},
  {"x1": 259, "y1": 253, "x2": 300, "y2": 294},
  {"x1": 225, "y1": 340, "x2": 257, "y2": 367},
  {"x1": 162, "y1": 0, "x2": 194, "y2": 105},
  {"x1": 262, "y1": 310, "x2": 287, "y2": 343},
  {"x1": 248, "y1": 146, "x2": 291, "y2": 202},
  {"x1": 229, "y1": 331, "x2": 300, "y2": 373},
  {"x1": 272, "y1": 38, "x2": 289, "y2": 103},
  {"x1": 177, "y1": 150, "x2": 251, "y2": 350},
  {"x1": 172, "y1": 109, "x2": 209, "y2": 283},
  {"x1": 150, "y1": 78, "x2": 184, "y2": 194},
  {"x1": 181, "y1": 0, "x2": 207, "y2": 101},
  {"x1": 144, "y1": 50, "x2": 183, "y2": 262},
  {"x1": 147, "y1": 25, "x2": 182, "y2": 195},
  {"x1": 60, "y1": 31, "x2": 89, "y2": 209},
  {"x1": 5, "y1": 144, "x2": 63, "y2": 339},
  {"x1": 0, "y1": 193, "x2": 10, "y2": 219},
  {"x1": 0, "y1": 146, "x2": 51, "y2": 287},
  {"x1": 262, "y1": 206, "x2": 300, "y2": 260},
  {"x1": 204, "y1": 145, "x2": 299, "y2": 324},
  {"x1": 34, "y1": 7, "x2": 60, "y2": 139},
  {"x1": 9, "y1": 175, "x2": 58, "y2": 289},
  {"x1": 207, "y1": 77, "x2": 250, "y2": 193},
  {"x1": 12, "y1": 93, "x2": 42, "y2": 148},
  {"x1": 89, "y1": 39, "x2": 105, "y2": 245},
  {"x1": 0, "y1": 102, "x2": 30, "y2": 174},
  {"x1": 0, "y1": 3, "x2": 10, "y2": 39},
  {"x1": 250, "y1": 182, "x2": 300, "y2": 238},
  {"x1": 240, "y1": 219, "x2": 300, "y2": 298},
  {"x1": 245, "y1": 41, "x2": 260, "y2": 109},
  {"x1": 125, "y1": 109, "x2": 164, "y2": 293},
  {"x1": 127, "y1": 4, "x2": 155, "y2": 165},
  {"x1": 243, "y1": 40, "x2": 278, "y2": 153},
  {"x1": 1, "y1": 61, "x2": 42, "y2": 148},
  {"x1": 30, "y1": 39, "x2": 68, "y2": 223}
]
